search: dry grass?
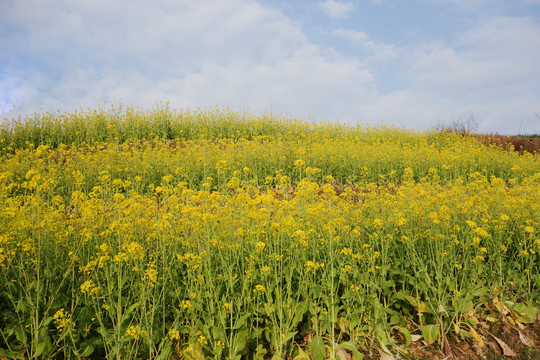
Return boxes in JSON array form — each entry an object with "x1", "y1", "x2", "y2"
[
  {"x1": 436, "y1": 115, "x2": 540, "y2": 155},
  {"x1": 471, "y1": 134, "x2": 540, "y2": 155}
]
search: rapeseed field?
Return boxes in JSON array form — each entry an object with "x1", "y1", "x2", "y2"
[{"x1": 0, "y1": 105, "x2": 538, "y2": 359}]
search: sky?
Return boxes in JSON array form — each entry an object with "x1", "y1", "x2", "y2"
[{"x1": 1, "y1": 0, "x2": 540, "y2": 134}]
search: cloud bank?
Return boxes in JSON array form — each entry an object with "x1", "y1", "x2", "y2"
[{"x1": 1, "y1": 0, "x2": 539, "y2": 134}]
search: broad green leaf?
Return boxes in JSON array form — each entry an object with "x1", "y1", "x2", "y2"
[
  {"x1": 404, "y1": 296, "x2": 418, "y2": 309},
  {"x1": 254, "y1": 344, "x2": 268, "y2": 360},
  {"x1": 511, "y1": 303, "x2": 538, "y2": 323},
  {"x1": 233, "y1": 328, "x2": 249, "y2": 353},
  {"x1": 124, "y1": 303, "x2": 139, "y2": 318},
  {"x1": 437, "y1": 304, "x2": 448, "y2": 316},
  {"x1": 79, "y1": 337, "x2": 98, "y2": 357},
  {"x1": 396, "y1": 327, "x2": 412, "y2": 348},
  {"x1": 284, "y1": 331, "x2": 297, "y2": 342},
  {"x1": 233, "y1": 314, "x2": 250, "y2": 330},
  {"x1": 0, "y1": 347, "x2": 24, "y2": 359},
  {"x1": 293, "y1": 346, "x2": 310, "y2": 360},
  {"x1": 311, "y1": 335, "x2": 326, "y2": 360},
  {"x1": 33, "y1": 340, "x2": 47, "y2": 358},
  {"x1": 42, "y1": 316, "x2": 54, "y2": 327},
  {"x1": 291, "y1": 302, "x2": 308, "y2": 327},
  {"x1": 374, "y1": 326, "x2": 389, "y2": 346},
  {"x1": 14, "y1": 326, "x2": 27, "y2": 344},
  {"x1": 421, "y1": 324, "x2": 439, "y2": 345},
  {"x1": 389, "y1": 315, "x2": 401, "y2": 326},
  {"x1": 336, "y1": 341, "x2": 364, "y2": 360},
  {"x1": 461, "y1": 300, "x2": 474, "y2": 314},
  {"x1": 80, "y1": 345, "x2": 95, "y2": 357}
]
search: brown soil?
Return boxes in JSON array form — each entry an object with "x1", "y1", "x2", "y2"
[{"x1": 365, "y1": 317, "x2": 540, "y2": 360}]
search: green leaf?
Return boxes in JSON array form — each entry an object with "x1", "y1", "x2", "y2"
[
  {"x1": 389, "y1": 315, "x2": 401, "y2": 326},
  {"x1": 231, "y1": 328, "x2": 249, "y2": 356},
  {"x1": 33, "y1": 335, "x2": 51, "y2": 358},
  {"x1": 311, "y1": 335, "x2": 326, "y2": 360},
  {"x1": 0, "y1": 347, "x2": 24, "y2": 359},
  {"x1": 512, "y1": 303, "x2": 538, "y2": 323},
  {"x1": 124, "y1": 303, "x2": 139, "y2": 318},
  {"x1": 79, "y1": 337, "x2": 98, "y2": 357},
  {"x1": 14, "y1": 326, "x2": 27, "y2": 344},
  {"x1": 421, "y1": 325, "x2": 439, "y2": 345},
  {"x1": 396, "y1": 327, "x2": 412, "y2": 348},
  {"x1": 472, "y1": 287, "x2": 488, "y2": 297},
  {"x1": 254, "y1": 344, "x2": 268, "y2": 360},
  {"x1": 284, "y1": 331, "x2": 297, "y2": 342},
  {"x1": 461, "y1": 300, "x2": 474, "y2": 314},
  {"x1": 374, "y1": 326, "x2": 389, "y2": 346},
  {"x1": 42, "y1": 316, "x2": 54, "y2": 327},
  {"x1": 404, "y1": 296, "x2": 418, "y2": 309},
  {"x1": 291, "y1": 302, "x2": 308, "y2": 327},
  {"x1": 233, "y1": 314, "x2": 249, "y2": 330},
  {"x1": 33, "y1": 341, "x2": 46, "y2": 358},
  {"x1": 393, "y1": 290, "x2": 408, "y2": 301},
  {"x1": 336, "y1": 341, "x2": 364, "y2": 360},
  {"x1": 293, "y1": 346, "x2": 310, "y2": 360},
  {"x1": 80, "y1": 345, "x2": 95, "y2": 357},
  {"x1": 264, "y1": 303, "x2": 276, "y2": 315}
]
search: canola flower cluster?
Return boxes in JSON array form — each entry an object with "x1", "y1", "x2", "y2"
[{"x1": 0, "y1": 106, "x2": 539, "y2": 359}]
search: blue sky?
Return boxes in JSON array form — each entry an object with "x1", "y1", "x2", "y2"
[{"x1": 1, "y1": 0, "x2": 540, "y2": 134}]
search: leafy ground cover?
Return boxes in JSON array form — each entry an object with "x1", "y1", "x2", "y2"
[{"x1": 0, "y1": 105, "x2": 539, "y2": 359}]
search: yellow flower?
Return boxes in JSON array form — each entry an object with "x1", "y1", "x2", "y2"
[
  {"x1": 293, "y1": 159, "x2": 306, "y2": 169},
  {"x1": 124, "y1": 242, "x2": 145, "y2": 260},
  {"x1": 197, "y1": 335, "x2": 208, "y2": 345},
  {"x1": 396, "y1": 218, "x2": 407, "y2": 226},
  {"x1": 465, "y1": 220, "x2": 477, "y2": 228},
  {"x1": 113, "y1": 252, "x2": 129, "y2": 263},
  {"x1": 167, "y1": 329, "x2": 180, "y2": 341},
  {"x1": 53, "y1": 308, "x2": 72, "y2": 332},
  {"x1": 182, "y1": 300, "x2": 192, "y2": 310},
  {"x1": 80, "y1": 280, "x2": 100, "y2": 296},
  {"x1": 125, "y1": 325, "x2": 148, "y2": 341},
  {"x1": 255, "y1": 241, "x2": 266, "y2": 252},
  {"x1": 254, "y1": 284, "x2": 266, "y2": 294},
  {"x1": 144, "y1": 267, "x2": 158, "y2": 287}
]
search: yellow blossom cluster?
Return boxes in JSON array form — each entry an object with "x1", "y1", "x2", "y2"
[{"x1": 0, "y1": 106, "x2": 538, "y2": 359}]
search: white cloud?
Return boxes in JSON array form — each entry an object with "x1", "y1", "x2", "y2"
[
  {"x1": 332, "y1": 28, "x2": 397, "y2": 62},
  {"x1": 1, "y1": 0, "x2": 376, "y2": 121},
  {"x1": 2, "y1": 0, "x2": 540, "y2": 134},
  {"x1": 318, "y1": 0, "x2": 355, "y2": 18},
  {"x1": 361, "y1": 15, "x2": 540, "y2": 133},
  {"x1": 332, "y1": 28, "x2": 370, "y2": 42},
  {"x1": 423, "y1": 0, "x2": 493, "y2": 11},
  {"x1": 407, "y1": 16, "x2": 540, "y2": 97}
]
